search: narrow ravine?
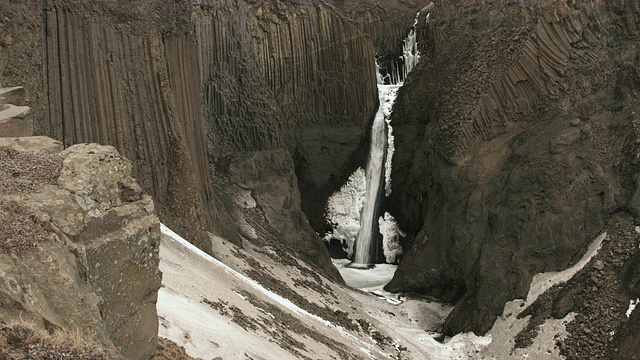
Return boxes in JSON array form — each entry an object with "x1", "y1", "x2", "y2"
[{"x1": 350, "y1": 11, "x2": 422, "y2": 267}]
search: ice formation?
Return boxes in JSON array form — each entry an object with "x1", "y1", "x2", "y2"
[
  {"x1": 375, "y1": 59, "x2": 385, "y2": 85},
  {"x1": 378, "y1": 84, "x2": 400, "y2": 196},
  {"x1": 401, "y1": 12, "x2": 421, "y2": 81},
  {"x1": 379, "y1": 212, "x2": 406, "y2": 263},
  {"x1": 323, "y1": 168, "x2": 366, "y2": 257}
]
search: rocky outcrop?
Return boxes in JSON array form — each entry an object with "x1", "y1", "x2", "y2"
[
  {"x1": 0, "y1": 137, "x2": 161, "y2": 359},
  {"x1": 387, "y1": 0, "x2": 640, "y2": 335},
  {"x1": 613, "y1": 239, "x2": 640, "y2": 359},
  {"x1": 38, "y1": 1, "x2": 212, "y2": 253},
  {"x1": 189, "y1": 0, "x2": 381, "y2": 271},
  {"x1": 612, "y1": 305, "x2": 640, "y2": 359}
]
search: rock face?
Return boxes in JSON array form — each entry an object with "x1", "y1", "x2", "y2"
[
  {"x1": 386, "y1": 0, "x2": 640, "y2": 335},
  {"x1": 0, "y1": 0, "x2": 425, "y2": 277},
  {"x1": 5, "y1": 0, "x2": 639, "y2": 347},
  {"x1": 0, "y1": 137, "x2": 161, "y2": 359},
  {"x1": 615, "y1": 239, "x2": 640, "y2": 359},
  {"x1": 613, "y1": 305, "x2": 640, "y2": 359}
]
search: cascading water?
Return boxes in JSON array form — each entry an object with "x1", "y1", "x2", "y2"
[
  {"x1": 324, "y1": 11, "x2": 424, "y2": 266},
  {"x1": 352, "y1": 100, "x2": 387, "y2": 265},
  {"x1": 401, "y1": 14, "x2": 420, "y2": 82},
  {"x1": 350, "y1": 11, "x2": 423, "y2": 266}
]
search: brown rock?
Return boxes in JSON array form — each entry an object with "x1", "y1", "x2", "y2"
[
  {"x1": 611, "y1": 306, "x2": 640, "y2": 359},
  {"x1": 0, "y1": 0, "x2": 424, "y2": 279},
  {"x1": 0, "y1": 138, "x2": 161, "y2": 360},
  {"x1": 593, "y1": 259, "x2": 605, "y2": 271},
  {"x1": 0, "y1": 86, "x2": 25, "y2": 106},
  {"x1": 0, "y1": 136, "x2": 61, "y2": 153}
]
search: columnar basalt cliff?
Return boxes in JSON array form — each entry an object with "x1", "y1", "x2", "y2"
[
  {"x1": 0, "y1": 0, "x2": 425, "y2": 277},
  {"x1": 2, "y1": 0, "x2": 640, "y2": 357},
  {"x1": 386, "y1": 0, "x2": 640, "y2": 339},
  {"x1": 338, "y1": 1, "x2": 430, "y2": 84}
]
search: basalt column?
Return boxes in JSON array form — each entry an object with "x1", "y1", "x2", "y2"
[{"x1": 386, "y1": 0, "x2": 640, "y2": 335}]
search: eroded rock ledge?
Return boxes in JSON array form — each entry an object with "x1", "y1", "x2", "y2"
[{"x1": 0, "y1": 137, "x2": 161, "y2": 359}]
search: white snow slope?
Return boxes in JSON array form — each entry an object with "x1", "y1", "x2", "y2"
[{"x1": 157, "y1": 224, "x2": 608, "y2": 360}]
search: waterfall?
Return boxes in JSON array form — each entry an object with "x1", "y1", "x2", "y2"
[
  {"x1": 351, "y1": 12, "x2": 422, "y2": 266},
  {"x1": 401, "y1": 12, "x2": 420, "y2": 81},
  {"x1": 353, "y1": 99, "x2": 387, "y2": 265}
]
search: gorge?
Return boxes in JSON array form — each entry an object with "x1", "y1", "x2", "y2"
[
  {"x1": 328, "y1": 12, "x2": 421, "y2": 266},
  {"x1": 1, "y1": 0, "x2": 640, "y2": 359}
]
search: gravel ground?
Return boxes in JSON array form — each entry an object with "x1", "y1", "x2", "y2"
[{"x1": 512, "y1": 213, "x2": 639, "y2": 359}]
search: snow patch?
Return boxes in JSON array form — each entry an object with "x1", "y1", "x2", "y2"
[
  {"x1": 158, "y1": 223, "x2": 390, "y2": 358},
  {"x1": 627, "y1": 298, "x2": 639, "y2": 318},
  {"x1": 526, "y1": 232, "x2": 607, "y2": 306},
  {"x1": 162, "y1": 224, "x2": 315, "y2": 319}
]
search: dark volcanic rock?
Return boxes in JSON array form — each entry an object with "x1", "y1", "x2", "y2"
[
  {"x1": 612, "y1": 235, "x2": 640, "y2": 360},
  {"x1": 612, "y1": 305, "x2": 640, "y2": 360},
  {"x1": 621, "y1": 250, "x2": 640, "y2": 297},
  {"x1": 508, "y1": 213, "x2": 638, "y2": 359},
  {"x1": 0, "y1": 0, "x2": 425, "y2": 278},
  {"x1": 387, "y1": 0, "x2": 640, "y2": 335}
]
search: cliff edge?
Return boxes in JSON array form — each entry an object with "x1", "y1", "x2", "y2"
[{"x1": 0, "y1": 136, "x2": 161, "y2": 359}]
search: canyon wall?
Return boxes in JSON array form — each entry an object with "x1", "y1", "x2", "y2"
[
  {"x1": 4, "y1": 0, "x2": 638, "y2": 351},
  {"x1": 387, "y1": 0, "x2": 640, "y2": 335},
  {"x1": 0, "y1": 0, "x2": 424, "y2": 277}
]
